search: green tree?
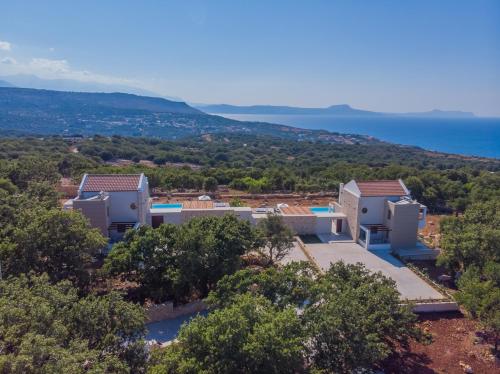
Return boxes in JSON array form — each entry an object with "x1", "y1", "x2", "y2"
[
  {"x1": 203, "y1": 176, "x2": 218, "y2": 192},
  {"x1": 103, "y1": 224, "x2": 178, "y2": 301},
  {"x1": 104, "y1": 215, "x2": 257, "y2": 302},
  {"x1": 0, "y1": 178, "x2": 17, "y2": 194},
  {"x1": 8, "y1": 156, "x2": 60, "y2": 190},
  {"x1": 1, "y1": 209, "x2": 107, "y2": 286},
  {"x1": 304, "y1": 262, "x2": 423, "y2": 372},
  {"x1": 256, "y1": 214, "x2": 295, "y2": 266},
  {"x1": 229, "y1": 197, "x2": 244, "y2": 207},
  {"x1": 404, "y1": 176, "x2": 425, "y2": 201},
  {"x1": 438, "y1": 201, "x2": 500, "y2": 272},
  {"x1": 0, "y1": 274, "x2": 146, "y2": 373},
  {"x1": 207, "y1": 261, "x2": 317, "y2": 309},
  {"x1": 455, "y1": 263, "x2": 500, "y2": 353},
  {"x1": 25, "y1": 181, "x2": 60, "y2": 209},
  {"x1": 149, "y1": 294, "x2": 304, "y2": 374}
]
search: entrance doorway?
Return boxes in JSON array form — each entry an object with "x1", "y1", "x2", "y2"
[
  {"x1": 333, "y1": 219, "x2": 343, "y2": 233},
  {"x1": 151, "y1": 215, "x2": 164, "y2": 228}
]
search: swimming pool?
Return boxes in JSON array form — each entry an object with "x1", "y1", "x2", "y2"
[
  {"x1": 146, "y1": 310, "x2": 208, "y2": 344},
  {"x1": 151, "y1": 203, "x2": 183, "y2": 209},
  {"x1": 310, "y1": 206, "x2": 333, "y2": 213}
]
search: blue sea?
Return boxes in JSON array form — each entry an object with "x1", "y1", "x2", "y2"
[{"x1": 219, "y1": 114, "x2": 500, "y2": 159}]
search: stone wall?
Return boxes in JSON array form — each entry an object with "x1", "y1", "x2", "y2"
[{"x1": 412, "y1": 301, "x2": 459, "y2": 313}]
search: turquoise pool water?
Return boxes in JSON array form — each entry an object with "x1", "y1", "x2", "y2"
[
  {"x1": 310, "y1": 206, "x2": 333, "y2": 213},
  {"x1": 151, "y1": 203, "x2": 182, "y2": 209}
]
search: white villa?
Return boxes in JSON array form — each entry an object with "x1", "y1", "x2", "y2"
[{"x1": 66, "y1": 174, "x2": 426, "y2": 250}]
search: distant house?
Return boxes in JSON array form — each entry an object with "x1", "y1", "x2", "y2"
[
  {"x1": 336, "y1": 180, "x2": 427, "y2": 250},
  {"x1": 70, "y1": 174, "x2": 149, "y2": 240}
]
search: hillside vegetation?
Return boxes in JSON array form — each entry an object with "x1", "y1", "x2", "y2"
[
  {"x1": 0, "y1": 87, "x2": 377, "y2": 144},
  {"x1": 0, "y1": 134, "x2": 498, "y2": 213}
]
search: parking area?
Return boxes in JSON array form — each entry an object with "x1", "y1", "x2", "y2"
[{"x1": 303, "y1": 242, "x2": 445, "y2": 301}]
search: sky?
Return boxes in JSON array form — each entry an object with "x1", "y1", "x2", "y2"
[{"x1": 0, "y1": 1, "x2": 499, "y2": 116}]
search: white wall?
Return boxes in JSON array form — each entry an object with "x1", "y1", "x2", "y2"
[
  {"x1": 107, "y1": 191, "x2": 140, "y2": 222},
  {"x1": 358, "y1": 196, "x2": 386, "y2": 225},
  {"x1": 161, "y1": 212, "x2": 183, "y2": 225},
  {"x1": 315, "y1": 217, "x2": 333, "y2": 234}
]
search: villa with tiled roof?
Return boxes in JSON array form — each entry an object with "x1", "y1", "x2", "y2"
[
  {"x1": 68, "y1": 173, "x2": 150, "y2": 240},
  {"x1": 66, "y1": 174, "x2": 426, "y2": 251},
  {"x1": 337, "y1": 179, "x2": 426, "y2": 250}
]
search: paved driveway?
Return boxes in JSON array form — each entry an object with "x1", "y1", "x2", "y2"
[
  {"x1": 304, "y1": 242, "x2": 445, "y2": 301},
  {"x1": 279, "y1": 242, "x2": 310, "y2": 265}
]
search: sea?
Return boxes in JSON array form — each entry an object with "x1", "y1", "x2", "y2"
[{"x1": 218, "y1": 114, "x2": 500, "y2": 159}]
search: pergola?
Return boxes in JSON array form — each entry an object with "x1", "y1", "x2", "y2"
[{"x1": 362, "y1": 224, "x2": 391, "y2": 233}]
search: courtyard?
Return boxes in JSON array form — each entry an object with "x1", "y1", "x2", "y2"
[{"x1": 299, "y1": 241, "x2": 446, "y2": 301}]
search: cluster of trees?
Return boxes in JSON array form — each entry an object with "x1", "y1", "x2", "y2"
[
  {"x1": 0, "y1": 274, "x2": 146, "y2": 373},
  {"x1": 103, "y1": 214, "x2": 295, "y2": 302},
  {"x1": 0, "y1": 153, "x2": 150, "y2": 372},
  {"x1": 149, "y1": 262, "x2": 425, "y2": 373},
  {"x1": 0, "y1": 156, "x2": 106, "y2": 288},
  {"x1": 0, "y1": 133, "x2": 498, "y2": 370},
  {"x1": 438, "y1": 200, "x2": 500, "y2": 353},
  {"x1": 1, "y1": 135, "x2": 499, "y2": 213},
  {"x1": 103, "y1": 215, "x2": 258, "y2": 302}
]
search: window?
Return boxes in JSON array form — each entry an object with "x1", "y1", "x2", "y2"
[
  {"x1": 362, "y1": 207, "x2": 368, "y2": 214},
  {"x1": 387, "y1": 210, "x2": 391, "y2": 220}
]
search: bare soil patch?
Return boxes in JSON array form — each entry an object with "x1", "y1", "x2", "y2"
[{"x1": 382, "y1": 312, "x2": 500, "y2": 373}]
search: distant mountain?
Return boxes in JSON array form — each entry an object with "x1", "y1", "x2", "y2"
[
  {"x1": 197, "y1": 103, "x2": 476, "y2": 118},
  {"x1": 196, "y1": 103, "x2": 380, "y2": 116},
  {"x1": 0, "y1": 74, "x2": 182, "y2": 101},
  {"x1": 0, "y1": 79, "x2": 16, "y2": 88},
  {"x1": 400, "y1": 109, "x2": 476, "y2": 118},
  {"x1": 0, "y1": 87, "x2": 201, "y2": 114},
  {"x1": 0, "y1": 86, "x2": 379, "y2": 145}
]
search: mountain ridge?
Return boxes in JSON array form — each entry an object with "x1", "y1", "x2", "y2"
[
  {"x1": 0, "y1": 74, "x2": 182, "y2": 101},
  {"x1": 196, "y1": 103, "x2": 476, "y2": 118},
  {"x1": 0, "y1": 86, "x2": 379, "y2": 145}
]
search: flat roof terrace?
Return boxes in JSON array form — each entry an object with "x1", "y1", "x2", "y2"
[
  {"x1": 181, "y1": 201, "x2": 214, "y2": 209},
  {"x1": 280, "y1": 206, "x2": 315, "y2": 216}
]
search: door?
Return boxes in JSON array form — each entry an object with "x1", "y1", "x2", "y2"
[
  {"x1": 152, "y1": 215, "x2": 164, "y2": 228},
  {"x1": 336, "y1": 219, "x2": 343, "y2": 233}
]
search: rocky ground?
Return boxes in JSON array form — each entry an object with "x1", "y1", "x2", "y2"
[{"x1": 382, "y1": 312, "x2": 499, "y2": 373}]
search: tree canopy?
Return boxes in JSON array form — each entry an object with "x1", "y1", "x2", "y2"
[
  {"x1": 1, "y1": 209, "x2": 107, "y2": 286},
  {"x1": 153, "y1": 262, "x2": 423, "y2": 373},
  {"x1": 438, "y1": 200, "x2": 500, "y2": 272},
  {"x1": 104, "y1": 215, "x2": 257, "y2": 302},
  {"x1": 149, "y1": 294, "x2": 304, "y2": 374},
  {"x1": 0, "y1": 274, "x2": 146, "y2": 374}
]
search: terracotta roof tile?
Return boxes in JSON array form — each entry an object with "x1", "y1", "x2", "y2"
[
  {"x1": 357, "y1": 180, "x2": 406, "y2": 197},
  {"x1": 81, "y1": 174, "x2": 141, "y2": 192}
]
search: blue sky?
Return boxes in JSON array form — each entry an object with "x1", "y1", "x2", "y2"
[{"x1": 0, "y1": 1, "x2": 499, "y2": 116}]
